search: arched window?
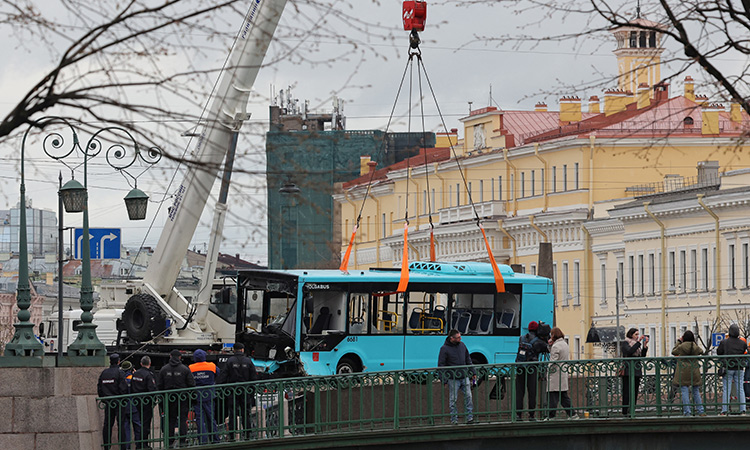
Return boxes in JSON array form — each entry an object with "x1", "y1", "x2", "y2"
[{"x1": 683, "y1": 117, "x2": 694, "y2": 127}]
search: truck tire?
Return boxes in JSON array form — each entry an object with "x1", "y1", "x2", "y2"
[{"x1": 123, "y1": 294, "x2": 164, "y2": 342}]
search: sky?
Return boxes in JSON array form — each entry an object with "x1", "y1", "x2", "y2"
[{"x1": 0, "y1": 0, "x2": 697, "y2": 266}]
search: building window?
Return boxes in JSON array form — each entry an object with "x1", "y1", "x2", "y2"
[
  {"x1": 744, "y1": 243, "x2": 749, "y2": 288},
  {"x1": 629, "y1": 255, "x2": 635, "y2": 296},
  {"x1": 639, "y1": 254, "x2": 645, "y2": 295},
  {"x1": 530, "y1": 264, "x2": 537, "y2": 275},
  {"x1": 562, "y1": 262, "x2": 569, "y2": 306},
  {"x1": 382, "y1": 213, "x2": 386, "y2": 238},
  {"x1": 431, "y1": 188, "x2": 436, "y2": 211},
  {"x1": 479, "y1": 180, "x2": 484, "y2": 203},
  {"x1": 601, "y1": 263, "x2": 607, "y2": 303},
  {"x1": 521, "y1": 172, "x2": 525, "y2": 198},
  {"x1": 531, "y1": 170, "x2": 535, "y2": 197},
  {"x1": 649, "y1": 253, "x2": 655, "y2": 294},
  {"x1": 618, "y1": 261, "x2": 624, "y2": 301},
  {"x1": 669, "y1": 250, "x2": 675, "y2": 290},
  {"x1": 553, "y1": 262, "x2": 558, "y2": 306},
  {"x1": 680, "y1": 250, "x2": 686, "y2": 292},
  {"x1": 574, "y1": 162, "x2": 579, "y2": 190},
  {"x1": 702, "y1": 248, "x2": 709, "y2": 291},
  {"x1": 498, "y1": 176, "x2": 503, "y2": 201},
  {"x1": 456, "y1": 183, "x2": 460, "y2": 206},
  {"x1": 729, "y1": 244, "x2": 736, "y2": 289},
  {"x1": 573, "y1": 261, "x2": 581, "y2": 305},
  {"x1": 552, "y1": 166, "x2": 557, "y2": 193},
  {"x1": 491, "y1": 178, "x2": 495, "y2": 201},
  {"x1": 691, "y1": 249, "x2": 697, "y2": 291},
  {"x1": 423, "y1": 190, "x2": 428, "y2": 215},
  {"x1": 563, "y1": 164, "x2": 568, "y2": 191}
]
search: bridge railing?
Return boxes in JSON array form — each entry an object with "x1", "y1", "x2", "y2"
[{"x1": 97, "y1": 355, "x2": 749, "y2": 448}]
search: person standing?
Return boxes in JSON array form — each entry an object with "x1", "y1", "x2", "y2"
[
  {"x1": 620, "y1": 328, "x2": 649, "y2": 415},
  {"x1": 120, "y1": 360, "x2": 136, "y2": 448},
  {"x1": 546, "y1": 327, "x2": 578, "y2": 419},
  {"x1": 515, "y1": 321, "x2": 549, "y2": 421},
  {"x1": 190, "y1": 349, "x2": 220, "y2": 444},
  {"x1": 671, "y1": 330, "x2": 705, "y2": 416},
  {"x1": 157, "y1": 349, "x2": 195, "y2": 447},
  {"x1": 217, "y1": 342, "x2": 258, "y2": 441},
  {"x1": 717, "y1": 323, "x2": 748, "y2": 415},
  {"x1": 98, "y1": 353, "x2": 129, "y2": 450},
  {"x1": 437, "y1": 329, "x2": 475, "y2": 425},
  {"x1": 130, "y1": 356, "x2": 157, "y2": 449}
]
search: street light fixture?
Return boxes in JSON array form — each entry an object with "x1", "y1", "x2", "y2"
[{"x1": 2, "y1": 117, "x2": 161, "y2": 366}]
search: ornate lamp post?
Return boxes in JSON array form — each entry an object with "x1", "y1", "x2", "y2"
[{"x1": 2, "y1": 117, "x2": 160, "y2": 365}]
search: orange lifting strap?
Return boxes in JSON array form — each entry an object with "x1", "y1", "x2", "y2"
[
  {"x1": 397, "y1": 223, "x2": 410, "y2": 292},
  {"x1": 429, "y1": 227, "x2": 436, "y2": 262},
  {"x1": 339, "y1": 224, "x2": 358, "y2": 273},
  {"x1": 479, "y1": 223, "x2": 505, "y2": 293}
]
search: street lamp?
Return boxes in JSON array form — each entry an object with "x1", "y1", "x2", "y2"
[{"x1": 2, "y1": 117, "x2": 160, "y2": 365}]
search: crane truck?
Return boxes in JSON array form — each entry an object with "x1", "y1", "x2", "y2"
[{"x1": 40, "y1": 0, "x2": 290, "y2": 367}]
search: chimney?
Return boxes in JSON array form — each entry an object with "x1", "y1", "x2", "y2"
[
  {"x1": 604, "y1": 89, "x2": 630, "y2": 116},
  {"x1": 637, "y1": 83, "x2": 651, "y2": 109},
  {"x1": 730, "y1": 103, "x2": 743, "y2": 123},
  {"x1": 695, "y1": 94, "x2": 709, "y2": 107},
  {"x1": 359, "y1": 156, "x2": 371, "y2": 176},
  {"x1": 559, "y1": 96, "x2": 581, "y2": 124},
  {"x1": 535, "y1": 102, "x2": 548, "y2": 112},
  {"x1": 367, "y1": 160, "x2": 377, "y2": 174},
  {"x1": 684, "y1": 76, "x2": 695, "y2": 102},
  {"x1": 588, "y1": 96, "x2": 600, "y2": 114},
  {"x1": 701, "y1": 103, "x2": 723, "y2": 135},
  {"x1": 653, "y1": 82, "x2": 669, "y2": 102},
  {"x1": 697, "y1": 160, "x2": 719, "y2": 184}
]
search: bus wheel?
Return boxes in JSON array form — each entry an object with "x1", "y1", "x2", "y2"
[{"x1": 336, "y1": 357, "x2": 360, "y2": 374}]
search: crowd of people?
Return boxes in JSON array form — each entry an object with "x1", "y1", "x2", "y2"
[
  {"x1": 437, "y1": 321, "x2": 750, "y2": 423},
  {"x1": 97, "y1": 342, "x2": 257, "y2": 449}
]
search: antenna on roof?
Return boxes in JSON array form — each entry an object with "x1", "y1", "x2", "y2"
[{"x1": 636, "y1": 0, "x2": 641, "y2": 18}]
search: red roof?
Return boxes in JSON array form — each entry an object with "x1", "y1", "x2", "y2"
[{"x1": 343, "y1": 147, "x2": 451, "y2": 189}]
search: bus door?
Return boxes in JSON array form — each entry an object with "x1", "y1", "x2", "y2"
[
  {"x1": 403, "y1": 287, "x2": 449, "y2": 370},
  {"x1": 354, "y1": 290, "x2": 404, "y2": 372}
]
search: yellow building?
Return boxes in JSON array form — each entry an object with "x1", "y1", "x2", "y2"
[{"x1": 334, "y1": 17, "x2": 750, "y2": 359}]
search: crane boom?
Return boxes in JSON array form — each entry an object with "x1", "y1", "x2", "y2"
[{"x1": 143, "y1": 0, "x2": 286, "y2": 296}]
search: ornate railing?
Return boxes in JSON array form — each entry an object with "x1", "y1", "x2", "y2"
[{"x1": 98, "y1": 355, "x2": 749, "y2": 448}]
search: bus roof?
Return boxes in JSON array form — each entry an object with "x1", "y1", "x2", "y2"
[{"x1": 239, "y1": 261, "x2": 550, "y2": 285}]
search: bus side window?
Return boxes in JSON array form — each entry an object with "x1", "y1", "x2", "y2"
[
  {"x1": 495, "y1": 291, "x2": 521, "y2": 336},
  {"x1": 348, "y1": 293, "x2": 368, "y2": 335}
]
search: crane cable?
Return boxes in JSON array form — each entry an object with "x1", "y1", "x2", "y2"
[{"x1": 416, "y1": 55, "x2": 505, "y2": 292}]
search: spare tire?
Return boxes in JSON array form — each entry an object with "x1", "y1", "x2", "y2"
[{"x1": 123, "y1": 293, "x2": 164, "y2": 342}]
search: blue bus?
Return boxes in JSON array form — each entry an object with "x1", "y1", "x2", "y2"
[{"x1": 235, "y1": 261, "x2": 554, "y2": 376}]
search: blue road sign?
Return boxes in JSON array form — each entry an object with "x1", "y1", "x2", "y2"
[
  {"x1": 74, "y1": 228, "x2": 121, "y2": 260},
  {"x1": 712, "y1": 332, "x2": 725, "y2": 347}
]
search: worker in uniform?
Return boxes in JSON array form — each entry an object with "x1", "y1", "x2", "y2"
[
  {"x1": 189, "y1": 349, "x2": 221, "y2": 444},
  {"x1": 217, "y1": 342, "x2": 258, "y2": 441},
  {"x1": 98, "y1": 353, "x2": 129, "y2": 450},
  {"x1": 120, "y1": 360, "x2": 136, "y2": 447},
  {"x1": 157, "y1": 349, "x2": 195, "y2": 447},
  {"x1": 130, "y1": 356, "x2": 157, "y2": 449}
]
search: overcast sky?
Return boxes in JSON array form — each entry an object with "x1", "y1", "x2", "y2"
[{"x1": 0, "y1": 0, "x2": 690, "y2": 265}]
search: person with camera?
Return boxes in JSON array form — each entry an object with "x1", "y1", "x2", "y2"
[
  {"x1": 672, "y1": 330, "x2": 705, "y2": 416},
  {"x1": 620, "y1": 328, "x2": 649, "y2": 415},
  {"x1": 514, "y1": 321, "x2": 550, "y2": 421},
  {"x1": 716, "y1": 323, "x2": 748, "y2": 415}
]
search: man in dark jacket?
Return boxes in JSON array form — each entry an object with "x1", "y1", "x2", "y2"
[
  {"x1": 717, "y1": 323, "x2": 748, "y2": 415},
  {"x1": 98, "y1": 353, "x2": 129, "y2": 450},
  {"x1": 157, "y1": 349, "x2": 195, "y2": 447},
  {"x1": 514, "y1": 321, "x2": 550, "y2": 421},
  {"x1": 217, "y1": 342, "x2": 258, "y2": 440},
  {"x1": 190, "y1": 349, "x2": 220, "y2": 444},
  {"x1": 130, "y1": 356, "x2": 157, "y2": 449},
  {"x1": 437, "y1": 329, "x2": 475, "y2": 425}
]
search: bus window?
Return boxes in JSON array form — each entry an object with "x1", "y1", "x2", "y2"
[
  {"x1": 406, "y1": 290, "x2": 448, "y2": 334},
  {"x1": 245, "y1": 290, "x2": 263, "y2": 332},
  {"x1": 450, "y1": 288, "x2": 498, "y2": 335},
  {"x1": 304, "y1": 286, "x2": 347, "y2": 335},
  {"x1": 348, "y1": 293, "x2": 369, "y2": 335},
  {"x1": 371, "y1": 291, "x2": 403, "y2": 334},
  {"x1": 209, "y1": 285, "x2": 238, "y2": 323},
  {"x1": 495, "y1": 291, "x2": 521, "y2": 336}
]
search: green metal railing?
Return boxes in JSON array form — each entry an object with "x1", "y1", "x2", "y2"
[{"x1": 97, "y1": 355, "x2": 749, "y2": 448}]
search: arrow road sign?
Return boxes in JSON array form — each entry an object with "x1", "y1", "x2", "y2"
[{"x1": 74, "y1": 228, "x2": 121, "y2": 260}]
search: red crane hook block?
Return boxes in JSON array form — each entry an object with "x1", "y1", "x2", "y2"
[{"x1": 403, "y1": 1, "x2": 427, "y2": 31}]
